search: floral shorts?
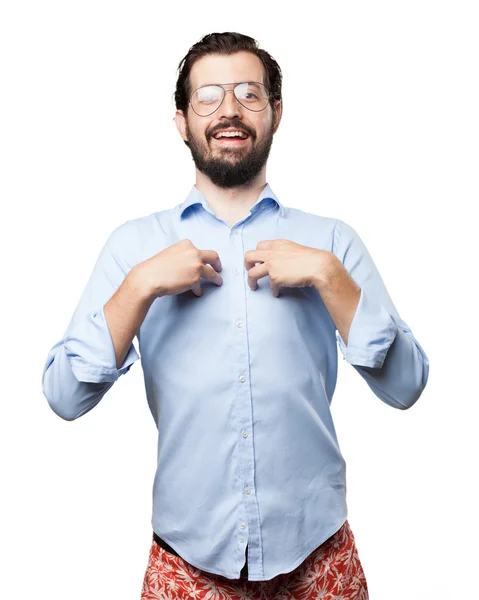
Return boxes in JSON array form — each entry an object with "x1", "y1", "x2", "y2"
[{"x1": 140, "y1": 519, "x2": 369, "y2": 599}]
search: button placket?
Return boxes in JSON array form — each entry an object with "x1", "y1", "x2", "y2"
[{"x1": 229, "y1": 220, "x2": 263, "y2": 574}]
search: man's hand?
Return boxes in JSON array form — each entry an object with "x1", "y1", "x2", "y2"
[
  {"x1": 136, "y1": 238, "x2": 223, "y2": 299},
  {"x1": 244, "y1": 239, "x2": 361, "y2": 345},
  {"x1": 244, "y1": 239, "x2": 331, "y2": 297}
]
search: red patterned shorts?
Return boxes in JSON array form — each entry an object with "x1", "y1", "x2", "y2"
[{"x1": 140, "y1": 519, "x2": 369, "y2": 599}]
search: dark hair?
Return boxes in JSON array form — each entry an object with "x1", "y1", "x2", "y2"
[{"x1": 174, "y1": 32, "x2": 282, "y2": 115}]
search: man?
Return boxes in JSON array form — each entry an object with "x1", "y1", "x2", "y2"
[{"x1": 42, "y1": 32, "x2": 429, "y2": 599}]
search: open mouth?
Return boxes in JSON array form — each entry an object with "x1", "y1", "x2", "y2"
[
  {"x1": 211, "y1": 130, "x2": 251, "y2": 146},
  {"x1": 214, "y1": 136, "x2": 249, "y2": 146}
]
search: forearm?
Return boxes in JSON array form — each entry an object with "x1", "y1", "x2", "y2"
[
  {"x1": 313, "y1": 255, "x2": 361, "y2": 346},
  {"x1": 104, "y1": 266, "x2": 156, "y2": 369},
  {"x1": 42, "y1": 268, "x2": 151, "y2": 421},
  {"x1": 313, "y1": 251, "x2": 428, "y2": 409}
]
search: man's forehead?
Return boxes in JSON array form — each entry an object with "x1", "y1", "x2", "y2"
[{"x1": 190, "y1": 52, "x2": 265, "y2": 89}]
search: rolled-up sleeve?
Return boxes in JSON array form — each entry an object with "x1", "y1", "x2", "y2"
[
  {"x1": 335, "y1": 287, "x2": 398, "y2": 368},
  {"x1": 64, "y1": 304, "x2": 140, "y2": 383},
  {"x1": 41, "y1": 221, "x2": 141, "y2": 420},
  {"x1": 332, "y1": 218, "x2": 429, "y2": 409}
]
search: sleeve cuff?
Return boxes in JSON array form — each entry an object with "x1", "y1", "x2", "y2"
[
  {"x1": 64, "y1": 305, "x2": 140, "y2": 383},
  {"x1": 336, "y1": 287, "x2": 398, "y2": 368}
]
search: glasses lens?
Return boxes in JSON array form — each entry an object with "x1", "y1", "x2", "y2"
[
  {"x1": 234, "y1": 82, "x2": 269, "y2": 111},
  {"x1": 191, "y1": 85, "x2": 223, "y2": 116},
  {"x1": 191, "y1": 82, "x2": 269, "y2": 116}
]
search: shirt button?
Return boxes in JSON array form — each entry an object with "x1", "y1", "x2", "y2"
[
  {"x1": 239, "y1": 375, "x2": 246, "y2": 383},
  {"x1": 236, "y1": 320, "x2": 243, "y2": 328},
  {"x1": 233, "y1": 268, "x2": 240, "y2": 275},
  {"x1": 244, "y1": 487, "x2": 251, "y2": 494},
  {"x1": 242, "y1": 430, "x2": 248, "y2": 438},
  {"x1": 239, "y1": 536, "x2": 246, "y2": 543},
  {"x1": 240, "y1": 523, "x2": 246, "y2": 529}
]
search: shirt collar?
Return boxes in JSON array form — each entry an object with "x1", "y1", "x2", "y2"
[{"x1": 179, "y1": 183, "x2": 285, "y2": 220}]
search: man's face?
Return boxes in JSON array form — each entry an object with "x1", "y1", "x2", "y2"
[{"x1": 176, "y1": 51, "x2": 282, "y2": 188}]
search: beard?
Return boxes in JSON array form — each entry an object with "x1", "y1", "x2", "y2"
[{"x1": 184, "y1": 117, "x2": 275, "y2": 189}]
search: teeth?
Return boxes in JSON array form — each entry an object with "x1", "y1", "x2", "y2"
[{"x1": 214, "y1": 130, "x2": 248, "y2": 139}]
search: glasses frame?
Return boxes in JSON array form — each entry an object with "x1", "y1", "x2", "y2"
[{"x1": 189, "y1": 81, "x2": 271, "y2": 117}]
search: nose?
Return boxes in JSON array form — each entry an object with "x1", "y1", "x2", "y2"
[{"x1": 218, "y1": 89, "x2": 242, "y2": 119}]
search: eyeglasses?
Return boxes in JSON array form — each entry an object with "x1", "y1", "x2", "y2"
[{"x1": 189, "y1": 81, "x2": 271, "y2": 117}]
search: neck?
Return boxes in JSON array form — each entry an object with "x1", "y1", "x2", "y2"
[{"x1": 194, "y1": 169, "x2": 268, "y2": 219}]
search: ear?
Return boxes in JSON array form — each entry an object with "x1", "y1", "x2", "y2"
[
  {"x1": 175, "y1": 109, "x2": 188, "y2": 142},
  {"x1": 272, "y1": 100, "x2": 282, "y2": 134}
]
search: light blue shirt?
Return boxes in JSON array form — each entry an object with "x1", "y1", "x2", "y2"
[{"x1": 42, "y1": 183, "x2": 429, "y2": 581}]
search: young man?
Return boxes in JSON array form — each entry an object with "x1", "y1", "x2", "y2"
[{"x1": 42, "y1": 32, "x2": 429, "y2": 599}]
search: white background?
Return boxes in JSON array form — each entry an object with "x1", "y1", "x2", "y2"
[{"x1": 1, "y1": 1, "x2": 477, "y2": 598}]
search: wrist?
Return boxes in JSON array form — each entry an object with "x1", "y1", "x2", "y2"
[
  {"x1": 126, "y1": 265, "x2": 158, "y2": 304},
  {"x1": 312, "y1": 253, "x2": 340, "y2": 292}
]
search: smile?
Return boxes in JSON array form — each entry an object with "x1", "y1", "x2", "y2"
[{"x1": 213, "y1": 136, "x2": 250, "y2": 146}]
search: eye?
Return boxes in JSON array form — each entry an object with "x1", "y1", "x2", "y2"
[
  {"x1": 235, "y1": 82, "x2": 265, "y2": 103},
  {"x1": 195, "y1": 86, "x2": 222, "y2": 103}
]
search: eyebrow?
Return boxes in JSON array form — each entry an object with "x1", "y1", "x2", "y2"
[{"x1": 197, "y1": 80, "x2": 261, "y2": 88}]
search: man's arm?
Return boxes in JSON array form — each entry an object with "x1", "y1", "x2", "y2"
[
  {"x1": 314, "y1": 218, "x2": 429, "y2": 410},
  {"x1": 313, "y1": 258, "x2": 362, "y2": 347},
  {"x1": 41, "y1": 222, "x2": 148, "y2": 421},
  {"x1": 104, "y1": 269, "x2": 155, "y2": 370}
]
